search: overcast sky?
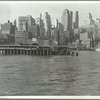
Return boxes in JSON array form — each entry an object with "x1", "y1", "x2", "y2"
[{"x1": 0, "y1": 1, "x2": 100, "y2": 27}]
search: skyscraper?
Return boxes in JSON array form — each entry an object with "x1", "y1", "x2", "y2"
[
  {"x1": 73, "y1": 11, "x2": 79, "y2": 29},
  {"x1": 61, "y1": 9, "x2": 69, "y2": 31},
  {"x1": 75, "y1": 11, "x2": 79, "y2": 28},
  {"x1": 62, "y1": 9, "x2": 74, "y2": 43},
  {"x1": 36, "y1": 14, "x2": 45, "y2": 38},
  {"x1": 13, "y1": 19, "x2": 17, "y2": 31},
  {"x1": 43, "y1": 12, "x2": 51, "y2": 39},
  {"x1": 89, "y1": 12, "x2": 95, "y2": 26},
  {"x1": 83, "y1": 13, "x2": 90, "y2": 28},
  {"x1": 18, "y1": 15, "x2": 37, "y2": 38},
  {"x1": 69, "y1": 11, "x2": 73, "y2": 31},
  {"x1": 18, "y1": 15, "x2": 36, "y2": 32},
  {"x1": 1, "y1": 21, "x2": 15, "y2": 44}
]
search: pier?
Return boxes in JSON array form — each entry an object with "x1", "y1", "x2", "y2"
[{"x1": 0, "y1": 45, "x2": 78, "y2": 56}]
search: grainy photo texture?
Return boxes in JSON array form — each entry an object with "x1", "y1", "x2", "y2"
[{"x1": 0, "y1": 1, "x2": 99, "y2": 96}]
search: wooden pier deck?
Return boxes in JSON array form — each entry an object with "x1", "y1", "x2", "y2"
[{"x1": 0, "y1": 45, "x2": 78, "y2": 56}]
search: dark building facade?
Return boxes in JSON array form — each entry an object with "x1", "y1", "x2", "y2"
[
  {"x1": 73, "y1": 11, "x2": 79, "y2": 29},
  {"x1": 69, "y1": 11, "x2": 73, "y2": 31},
  {"x1": 69, "y1": 11, "x2": 74, "y2": 43},
  {"x1": 0, "y1": 21, "x2": 15, "y2": 44}
]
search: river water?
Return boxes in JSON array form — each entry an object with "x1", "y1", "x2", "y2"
[{"x1": 0, "y1": 51, "x2": 100, "y2": 95}]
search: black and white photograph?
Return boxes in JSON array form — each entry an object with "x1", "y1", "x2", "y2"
[{"x1": 0, "y1": 1, "x2": 100, "y2": 97}]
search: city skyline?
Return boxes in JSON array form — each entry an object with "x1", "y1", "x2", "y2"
[{"x1": 0, "y1": 1, "x2": 100, "y2": 26}]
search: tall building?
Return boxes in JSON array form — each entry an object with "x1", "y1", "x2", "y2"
[
  {"x1": 43, "y1": 12, "x2": 51, "y2": 39},
  {"x1": 18, "y1": 15, "x2": 37, "y2": 39},
  {"x1": 83, "y1": 13, "x2": 90, "y2": 28},
  {"x1": 58, "y1": 23, "x2": 65, "y2": 45},
  {"x1": 18, "y1": 15, "x2": 36, "y2": 32},
  {"x1": 36, "y1": 14, "x2": 45, "y2": 39},
  {"x1": 53, "y1": 19, "x2": 65, "y2": 46},
  {"x1": 62, "y1": 9, "x2": 73, "y2": 43},
  {"x1": 50, "y1": 19, "x2": 59, "y2": 45},
  {"x1": 13, "y1": 19, "x2": 17, "y2": 31},
  {"x1": 75, "y1": 11, "x2": 79, "y2": 28},
  {"x1": 28, "y1": 25, "x2": 37, "y2": 38},
  {"x1": 69, "y1": 11, "x2": 74, "y2": 43},
  {"x1": 61, "y1": 9, "x2": 73, "y2": 34},
  {"x1": 16, "y1": 15, "x2": 37, "y2": 44},
  {"x1": 73, "y1": 11, "x2": 79, "y2": 41},
  {"x1": 73, "y1": 11, "x2": 79, "y2": 29},
  {"x1": 0, "y1": 20, "x2": 15, "y2": 44},
  {"x1": 15, "y1": 31, "x2": 28, "y2": 44},
  {"x1": 89, "y1": 12, "x2": 95, "y2": 26},
  {"x1": 69, "y1": 11, "x2": 73, "y2": 30},
  {"x1": 61, "y1": 9, "x2": 69, "y2": 31}
]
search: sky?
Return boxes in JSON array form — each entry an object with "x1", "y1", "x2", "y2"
[{"x1": 0, "y1": 1, "x2": 100, "y2": 27}]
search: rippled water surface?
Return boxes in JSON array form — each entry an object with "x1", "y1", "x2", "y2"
[{"x1": 0, "y1": 51, "x2": 100, "y2": 95}]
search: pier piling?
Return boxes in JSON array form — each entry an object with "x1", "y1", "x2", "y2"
[{"x1": 0, "y1": 45, "x2": 78, "y2": 56}]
